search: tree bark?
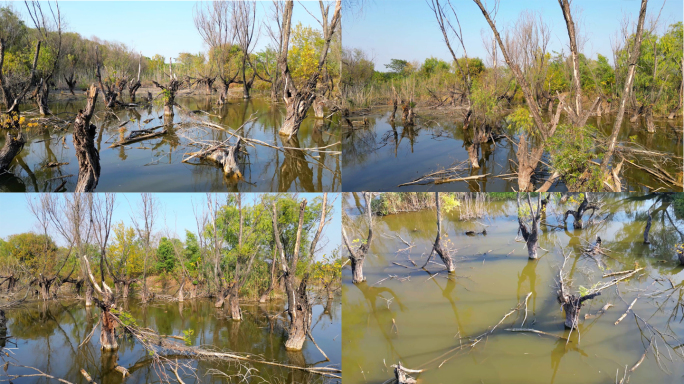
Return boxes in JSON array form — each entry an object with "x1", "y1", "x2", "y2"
[
  {"x1": 36, "y1": 78, "x2": 51, "y2": 115},
  {"x1": 100, "y1": 309, "x2": 118, "y2": 351},
  {"x1": 433, "y1": 192, "x2": 455, "y2": 272},
  {"x1": 85, "y1": 284, "x2": 94, "y2": 306},
  {"x1": 73, "y1": 85, "x2": 100, "y2": 192},
  {"x1": 600, "y1": 0, "x2": 648, "y2": 181},
  {"x1": 0, "y1": 132, "x2": 25, "y2": 173},
  {"x1": 284, "y1": 275, "x2": 312, "y2": 351},
  {"x1": 228, "y1": 290, "x2": 241, "y2": 321},
  {"x1": 342, "y1": 192, "x2": 374, "y2": 284},
  {"x1": 277, "y1": 0, "x2": 341, "y2": 138}
]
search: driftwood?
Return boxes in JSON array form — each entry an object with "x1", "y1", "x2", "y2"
[
  {"x1": 110, "y1": 126, "x2": 167, "y2": 148},
  {"x1": 183, "y1": 138, "x2": 243, "y2": 179}
]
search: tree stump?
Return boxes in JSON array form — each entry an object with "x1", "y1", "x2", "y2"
[
  {"x1": 284, "y1": 275, "x2": 312, "y2": 350},
  {"x1": 73, "y1": 85, "x2": 100, "y2": 192},
  {"x1": 0, "y1": 132, "x2": 25, "y2": 173},
  {"x1": 205, "y1": 139, "x2": 243, "y2": 178},
  {"x1": 313, "y1": 99, "x2": 325, "y2": 118}
]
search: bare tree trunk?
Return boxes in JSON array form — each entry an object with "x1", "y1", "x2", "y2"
[
  {"x1": 100, "y1": 309, "x2": 118, "y2": 350},
  {"x1": 433, "y1": 192, "x2": 455, "y2": 272},
  {"x1": 644, "y1": 105, "x2": 656, "y2": 133},
  {"x1": 64, "y1": 73, "x2": 77, "y2": 95},
  {"x1": 277, "y1": 0, "x2": 341, "y2": 138},
  {"x1": 73, "y1": 85, "x2": 100, "y2": 192},
  {"x1": 85, "y1": 283, "x2": 94, "y2": 306},
  {"x1": 228, "y1": 291, "x2": 241, "y2": 321},
  {"x1": 600, "y1": 0, "x2": 648, "y2": 183},
  {"x1": 0, "y1": 131, "x2": 25, "y2": 173},
  {"x1": 643, "y1": 211, "x2": 652, "y2": 244},
  {"x1": 36, "y1": 78, "x2": 51, "y2": 115},
  {"x1": 342, "y1": 192, "x2": 374, "y2": 284},
  {"x1": 313, "y1": 99, "x2": 325, "y2": 118},
  {"x1": 284, "y1": 276, "x2": 312, "y2": 350}
]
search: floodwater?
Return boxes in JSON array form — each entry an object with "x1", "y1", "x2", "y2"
[
  {"x1": 0, "y1": 97, "x2": 340, "y2": 192},
  {"x1": 2, "y1": 296, "x2": 341, "y2": 383},
  {"x1": 342, "y1": 193, "x2": 684, "y2": 384},
  {"x1": 342, "y1": 110, "x2": 683, "y2": 192}
]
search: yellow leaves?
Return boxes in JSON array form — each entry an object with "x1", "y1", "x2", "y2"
[{"x1": 289, "y1": 22, "x2": 324, "y2": 82}]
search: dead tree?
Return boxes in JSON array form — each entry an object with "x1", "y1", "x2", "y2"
[
  {"x1": 96, "y1": 48, "x2": 121, "y2": 109},
  {"x1": 64, "y1": 72, "x2": 77, "y2": 95},
  {"x1": 225, "y1": 194, "x2": 260, "y2": 321},
  {"x1": 556, "y1": 251, "x2": 601, "y2": 329},
  {"x1": 676, "y1": 245, "x2": 684, "y2": 265},
  {"x1": 193, "y1": 0, "x2": 240, "y2": 105},
  {"x1": 235, "y1": 0, "x2": 258, "y2": 99},
  {"x1": 600, "y1": 0, "x2": 648, "y2": 190},
  {"x1": 272, "y1": 193, "x2": 328, "y2": 350},
  {"x1": 518, "y1": 193, "x2": 543, "y2": 260},
  {"x1": 420, "y1": 192, "x2": 456, "y2": 272},
  {"x1": 83, "y1": 256, "x2": 118, "y2": 351},
  {"x1": 132, "y1": 194, "x2": 157, "y2": 304},
  {"x1": 428, "y1": 0, "x2": 474, "y2": 129},
  {"x1": 72, "y1": 85, "x2": 100, "y2": 192},
  {"x1": 558, "y1": 0, "x2": 601, "y2": 128},
  {"x1": 152, "y1": 68, "x2": 183, "y2": 117},
  {"x1": 342, "y1": 192, "x2": 374, "y2": 284},
  {"x1": 473, "y1": 0, "x2": 566, "y2": 191},
  {"x1": 277, "y1": 0, "x2": 342, "y2": 138},
  {"x1": 562, "y1": 194, "x2": 599, "y2": 229},
  {"x1": 128, "y1": 53, "x2": 142, "y2": 101},
  {"x1": 27, "y1": 1, "x2": 62, "y2": 116}
]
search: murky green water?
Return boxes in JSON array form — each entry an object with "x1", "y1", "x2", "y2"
[
  {"x1": 0, "y1": 97, "x2": 340, "y2": 192},
  {"x1": 2, "y1": 296, "x2": 340, "y2": 383},
  {"x1": 342, "y1": 110, "x2": 682, "y2": 192},
  {"x1": 342, "y1": 194, "x2": 684, "y2": 383}
]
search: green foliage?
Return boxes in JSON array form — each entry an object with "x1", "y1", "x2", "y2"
[
  {"x1": 549, "y1": 125, "x2": 602, "y2": 191},
  {"x1": 155, "y1": 237, "x2": 176, "y2": 273},
  {"x1": 181, "y1": 329, "x2": 194, "y2": 346},
  {"x1": 385, "y1": 59, "x2": 409, "y2": 74},
  {"x1": 506, "y1": 107, "x2": 534, "y2": 134},
  {"x1": 111, "y1": 308, "x2": 138, "y2": 328},
  {"x1": 0, "y1": 233, "x2": 58, "y2": 273},
  {"x1": 440, "y1": 194, "x2": 460, "y2": 213}
]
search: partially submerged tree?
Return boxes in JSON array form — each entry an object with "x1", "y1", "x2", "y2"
[
  {"x1": 82, "y1": 255, "x2": 118, "y2": 351},
  {"x1": 131, "y1": 193, "x2": 157, "y2": 303},
  {"x1": 271, "y1": 193, "x2": 328, "y2": 350},
  {"x1": 517, "y1": 193, "x2": 543, "y2": 260},
  {"x1": 342, "y1": 192, "x2": 374, "y2": 284},
  {"x1": 72, "y1": 85, "x2": 100, "y2": 192},
  {"x1": 26, "y1": 1, "x2": 63, "y2": 116},
  {"x1": 193, "y1": 0, "x2": 240, "y2": 105},
  {"x1": 473, "y1": 0, "x2": 566, "y2": 191},
  {"x1": 234, "y1": 0, "x2": 258, "y2": 99},
  {"x1": 601, "y1": 0, "x2": 648, "y2": 191},
  {"x1": 562, "y1": 193, "x2": 600, "y2": 229},
  {"x1": 152, "y1": 61, "x2": 184, "y2": 117},
  {"x1": 128, "y1": 53, "x2": 142, "y2": 101},
  {"x1": 277, "y1": 0, "x2": 342, "y2": 138},
  {"x1": 421, "y1": 192, "x2": 455, "y2": 272}
]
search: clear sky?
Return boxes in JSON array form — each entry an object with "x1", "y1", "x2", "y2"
[
  {"x1": 344, "y1": 0, "x2": 683, "y2": 69},
  {"x1": 0, "y1": 193, "x2": 341, "y2": 260},
  {"x1": 5, "y1": 0, "x2": 327, "y2": 60}
]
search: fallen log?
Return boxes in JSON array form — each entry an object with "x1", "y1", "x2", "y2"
[
  {"x1": 184, "y1": 138, "x2": 243, "y2": 178},
  {"x1": 110, "y1": 126, "x2": 167, "y2": 148}
]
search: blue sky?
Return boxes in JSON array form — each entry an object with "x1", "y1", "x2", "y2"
[
  {"x1": 5, "y1": 0, "x2": 326, "y2": 60},
  {"x1": 0, "y1": 193, "x2": 341, "y2": 260},
  {"x1": 344, "y1": 0, "x2": 683, "y2": 69}
]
